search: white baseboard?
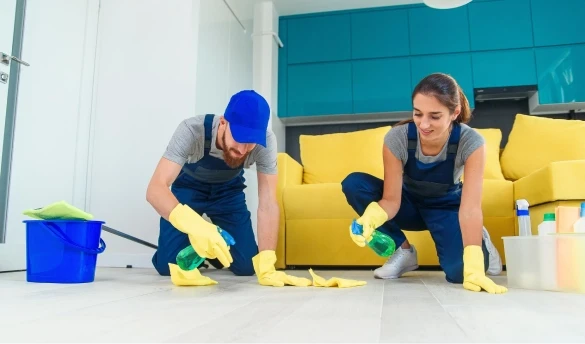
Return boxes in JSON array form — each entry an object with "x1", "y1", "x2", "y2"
[{"x1": 96, "y1": 253, "x2": 154, "y2": 269}]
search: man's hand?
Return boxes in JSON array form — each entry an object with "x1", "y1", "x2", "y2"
[
  {"x1": 252, "y1": 250, "x2": 312, "y2": 287},
  {"x1": 169, "y1": 204, "x2": 233, "y2": 268},
  {"x1": 463, "y1": 245, "x2": 507, "y2": 294}
]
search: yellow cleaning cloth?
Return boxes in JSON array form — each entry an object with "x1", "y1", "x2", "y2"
[
  {"x1": 23, "y1": 200, "x2": 93, "y2": 220},
  {"x1": 169, "y1": 263, "x2": 217, "y2": 286},
  {"x1": 309, "y1": 269, "x2": 367, "y2": 288}
]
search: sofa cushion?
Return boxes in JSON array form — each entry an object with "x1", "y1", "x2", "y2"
[
  {"x1": 284, "y1": 179, "x2": 514, "y2": 219},
  {"x1": 283, "y1": 183, "x2": 356, "y2": 220},
  {"x1": 299, "y1": 126, "x2": 390, "y2": 184},
  {"x1": 482, "y1": 179, "x2": 514, "y2": 217},
  {"x1": 514, "y1": 160, "x2": 585, "y2": 207},
  {"x1": 500, "y1": 114, "x2": 585, "y2": 180},
  {"x1": 473, "y1": 128, "x2": 505, "y2": 180}
]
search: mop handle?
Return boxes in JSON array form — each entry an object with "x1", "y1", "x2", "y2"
[{"x1": 101, "y1": 225, "x2": 158, "y2": 249}]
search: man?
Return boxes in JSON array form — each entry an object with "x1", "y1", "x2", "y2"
[{"x1": 147, "y1": 90, "x2": 310, "y2": 287}]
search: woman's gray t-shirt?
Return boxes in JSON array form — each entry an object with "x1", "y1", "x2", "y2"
[{"x1": 384, "y1": 123, "x2": 485, "y2": 183}]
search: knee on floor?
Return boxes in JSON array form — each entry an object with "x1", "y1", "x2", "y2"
[
  {"x1": 230, "y1": 261, "x2": 256, "y2": 276},
  {"x1": 444, "y1": 263, "x2": 464, "y2": 284}
]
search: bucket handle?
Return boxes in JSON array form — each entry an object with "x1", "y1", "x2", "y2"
[{"x1": 40, "y1": 222, "x2": 106, "y2": 254}]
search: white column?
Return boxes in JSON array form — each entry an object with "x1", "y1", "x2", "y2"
[{"x1": 252, "y1": 1, "x2": 285, "y2": 152}]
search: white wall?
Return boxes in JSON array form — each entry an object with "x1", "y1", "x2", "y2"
[
  {"x1": 2, "y1": 0, "x2": 260, "y2": 270},
  {"x1": 89, "y1": 0, "x2": 257, "y2": 267},
  {"x1": 0, "y1": 0, "x2": 97, "y2": 270},
  {"x1": 87, "y1": 0, "x2": 200, "y2": 267},
  {"x1": 252, "y1": 1, "x2": 285, "y2": 152}
]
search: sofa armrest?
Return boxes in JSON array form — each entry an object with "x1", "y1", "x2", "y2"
[
  {"x1": 514, "y1": 160, "x2": 585, "y2": 206},
  {"x1": 275, "y1": 153, "x2": 303, "y2": 268}
]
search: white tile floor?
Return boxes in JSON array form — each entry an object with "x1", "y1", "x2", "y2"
[{"x1": 1, "y1": 267, "x2": 585, "y2": 343}]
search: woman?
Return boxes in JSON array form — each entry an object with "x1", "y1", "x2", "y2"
[{"x1": 341, "y1": 73, "x2": 507, "y2": 294}]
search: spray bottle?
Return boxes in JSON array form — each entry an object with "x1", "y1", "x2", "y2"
[
  {"x1": 176, "y1": 228, "x2": 235, "y2": 271},
  {"x1": 351, "y1": 220, "x2": 396, "y2": 257},
  {"x1": 516, "y1": 199, "x2": 532, "y2": 236},
  {"x1": 573, "y1": 202, "x2": 585, "y2": 233}
]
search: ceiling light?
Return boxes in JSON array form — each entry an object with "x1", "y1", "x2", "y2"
[{"x1": 423, "y1": 0, "x2": 472, "y2": 9}]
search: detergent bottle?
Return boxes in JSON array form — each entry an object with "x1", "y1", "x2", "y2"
[
  {"x1": 537, "y1": 213, "x2": 556, "y2": 236},
  {"x1": 573, "y1": 202, "x2": 585, "y2": 233},
  {"x1": 351, "y1": 220, "x2": 396, "y2": 257},
  {"x1": 176, "y1": 227, "x2": 236, "y2": 271},
  {"x1": 516, "y1": 199, "x2": 532, "y2": 236}
]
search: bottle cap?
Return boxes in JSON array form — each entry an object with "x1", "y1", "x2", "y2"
[
  {"x1": 544, "y1": 213, "x2": 555, "y2": 221},
  {"x1": 580, "y1": 202, "x2": 585, "y2": 217}
]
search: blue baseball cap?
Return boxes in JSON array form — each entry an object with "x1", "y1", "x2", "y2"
[{"x1": 224, "y1": 90, "x2": 270, "y2": 147}]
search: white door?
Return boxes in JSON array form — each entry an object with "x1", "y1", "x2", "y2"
[{"x1": 0, "y1": 0, "x2": 28, "y2": 271}]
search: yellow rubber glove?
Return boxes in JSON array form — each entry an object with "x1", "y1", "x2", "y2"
[
  {"x1": 252, "y1": 250, "x2": 312, "y2": 287},
  {"x1": 308, "y1": 269, "x2": 367, "y2": 288},
  {"x1": 350, "y1": 202, "x2": 388, "y2": 247},
  {"x1": 169, "y1": 204, "x2": 233, "y2": 268},
  {"x1": 463, "y1": 245, "x2": 508, "y2": 294},
  {"x1": 168, "y1": 263, "x2": 218, "y2": 286}
]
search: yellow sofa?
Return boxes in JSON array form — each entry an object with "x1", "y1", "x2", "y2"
[{"x1": 275, "y1": 114, "x2": 585, "y2": 269}]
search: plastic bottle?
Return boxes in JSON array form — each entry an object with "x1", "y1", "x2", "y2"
[
  {"x1": 351, "y1": 220, "x2": 396, "y2": 257},
  {"x1": 537, "y1": 213, "x2": 556, "y2": 236},
  {"x1": 176, "y1": 228, "x2": 236, "y2": 271},
  {"x1": 573, "y1": 202, "x2": 585, "y2": 233},
  {"x1": 516, "y1": 199, "x2": 532, "y2": 236}
]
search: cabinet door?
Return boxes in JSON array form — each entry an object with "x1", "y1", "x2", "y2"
[
  {"x1": 468, "y1": 0, "x2": 533, "y2": 51},
  {"x1": 410, "y1": 53, "x2": 474, "y2": 108},
  {"x1": 287, "y1": 62, "x2": 353, "y2": 117},
  {"x1": 535, "y1": 44, "x2": 585, "y2": 104},
  {"x1": 408, "y1": 6, "x2": 470, "y2": 55},
  {"x1": 351, "y1": 9, "x2": 409, "y2": 59},
  {"x1": 472, "y1": 49, "x2": 536, "y2": 88},
  {"x1": 531, "y1": 0, "x2": 585, "y2": 47},
  {"x1": 353, "y1": 58, "x2": 412, "y2": 113},
  {"x1": 287, "y1": 14, "x2": 351, "y2": 64}
]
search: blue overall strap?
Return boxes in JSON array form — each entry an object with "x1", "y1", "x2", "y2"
[
  {"x1": 407, "y1": 121, "x2": 461, "y2": 160},
  {"x1": 203, "y1": 114, "x2": 214, "y2": 155},
  {"x1": 446, "y1": 123, "x2": 461, "y2": 161},
  {"x1": 407, "y1": 122, "x2": 417, "y2": 161}
]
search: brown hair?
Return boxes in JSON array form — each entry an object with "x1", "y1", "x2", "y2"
[{"x1": 395, "y1": 73, "x2": 472, "y2": 127}]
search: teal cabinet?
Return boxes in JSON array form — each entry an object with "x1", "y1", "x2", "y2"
[
  {"x1": 410, "y1": 53, "x2": 474, "y2": 108},
  {"x1": 472, "y1": 49, "x2": 537, "y2": 88},
  {"x1": 531, "y1": 0, "x2": 585, "y2": 47},
  {"x1": 352, "y1": 58, "x2": 411, "y2": 113},
  {"x1": 351, "y1": 9, "x2": 409, "y2": 59},
  {"x1": 408, "y1": 6, "x2": 470, "y2": 55},
  {"x1": 535, "y1": 44, "x2": 585, "y2": 104},
  {"x1": 287, "y1": 14, "x2": 351, "y2": 64},
  {"x1": 468, "y1": 0, "x2": 533, "y2": 51},
  {"x1": 287, "y1": 62, "x2": 353, "y2": 117}
]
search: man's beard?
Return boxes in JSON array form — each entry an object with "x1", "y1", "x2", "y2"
[{"x1": 222, "y1": 134, "x2": 248, "y2": 168}]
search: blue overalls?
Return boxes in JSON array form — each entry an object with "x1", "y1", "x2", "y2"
[
  {"x1": 341, "y1": 122, "x2": 488, "y2": 283},
  {"x1": 152, "y1": 114, "x2": 258, "y2": 276}
]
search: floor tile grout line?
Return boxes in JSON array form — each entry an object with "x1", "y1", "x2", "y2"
[
  {"x1": 377, "y1": 280, "x2": 385, "y2": 343},
  {"x1": 422, "y1": 278, "x2": 473, "y2": 341}
]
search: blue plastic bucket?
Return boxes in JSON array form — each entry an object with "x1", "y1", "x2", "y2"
[{"x1": 23, "y1": 220, "x2": 106, "y2": 283}]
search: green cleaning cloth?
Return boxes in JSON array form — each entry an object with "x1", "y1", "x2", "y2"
[{"x1": 23, "y1": 200, "x2": 93, "y2": 220}]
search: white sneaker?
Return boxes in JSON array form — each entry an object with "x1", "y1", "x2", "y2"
[
  {"x1": 374, "y1": 245, "x2": 419, "y2": 279},
  {"x1": 482, "y1": 227, "x2": 503, "y2": 276}
]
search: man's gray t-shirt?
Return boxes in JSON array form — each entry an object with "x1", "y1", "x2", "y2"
[
  {"x1": 384, "y1": 123, "x2": 485, "y2": 183},
  {"x1": 163, "y1": 115, "x2": 278, "y2": 175}
]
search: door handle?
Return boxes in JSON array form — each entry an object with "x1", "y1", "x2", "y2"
[{"x1": 1, "y1": 52, "x2": 29, "y2": 67}]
